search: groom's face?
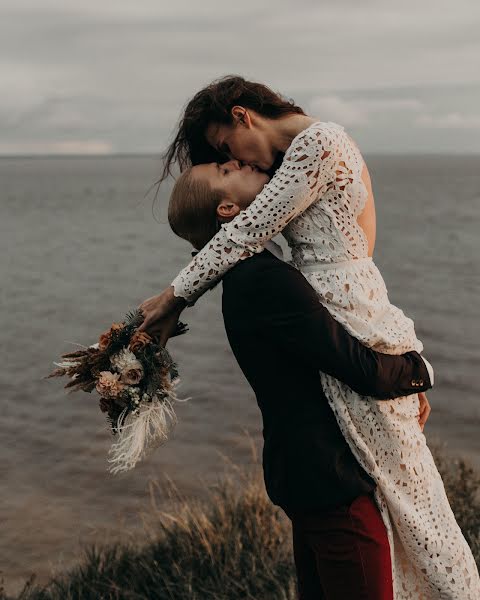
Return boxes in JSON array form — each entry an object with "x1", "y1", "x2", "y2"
[{"x1": 192, "y1": 160, "x2": 270, "y2": 210}]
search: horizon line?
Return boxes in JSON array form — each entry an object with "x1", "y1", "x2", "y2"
[{"x1": 1, "y1": 151, "x2": 479, "y2": 159}]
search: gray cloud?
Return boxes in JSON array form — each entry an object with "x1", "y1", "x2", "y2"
[{"x1": 1, "y1": 0, "x2": 479, "y2": 154}]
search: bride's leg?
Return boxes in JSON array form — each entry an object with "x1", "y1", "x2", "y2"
[{"x1": 320, "y1": 372, "x2": 480, "y2": 600}]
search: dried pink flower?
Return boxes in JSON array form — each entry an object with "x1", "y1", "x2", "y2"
[{"x1": 96, "y1": 371, "x2": 125, "y2": 398}]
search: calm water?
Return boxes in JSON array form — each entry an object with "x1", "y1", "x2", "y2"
[{"x1": 1, "y1": 155, "x2": 479, "y2": 594}]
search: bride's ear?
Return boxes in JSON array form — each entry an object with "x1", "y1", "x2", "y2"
[
  {"x1": 231, "y1": 106, "x2": 251, "y2": 128},
  {"x1": 217, "y1": 200, "x2": 240, "y2": 220}
]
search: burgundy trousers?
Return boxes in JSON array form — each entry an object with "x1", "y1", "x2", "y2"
[{"x1": 285, "y1": 491, "x2": 393, "y2": 600}]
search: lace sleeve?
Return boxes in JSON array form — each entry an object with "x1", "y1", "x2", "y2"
[{"x1": 171, "y1": 121, "x2": 345, "y2": 306}]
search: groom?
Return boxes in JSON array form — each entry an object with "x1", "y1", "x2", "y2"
[
  {"x1": 158, "y1": 185, "x2": 433, "y2": 598},
  {"x1": 218, "y1": 240, "x2": 433, "y2": 600}
]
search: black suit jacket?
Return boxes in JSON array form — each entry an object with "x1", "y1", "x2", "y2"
[{"x1": 221, "y1": 249, "x2": 432, "y2": 515}]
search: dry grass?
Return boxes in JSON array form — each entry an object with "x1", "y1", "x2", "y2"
[{"x1": 1, "y1": 435, "x2": 478, "y2": 600}]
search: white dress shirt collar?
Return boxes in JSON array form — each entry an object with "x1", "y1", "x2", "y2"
[{"x1": 265, "y1": 240, "x2": 284, "y2": 261}]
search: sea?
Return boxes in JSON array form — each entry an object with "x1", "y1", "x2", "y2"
[{"x1": 1, "y1": 154, "x2": 479, "y2": 595}]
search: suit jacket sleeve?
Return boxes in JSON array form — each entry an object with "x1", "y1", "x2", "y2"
[{"x1": 237, "y1": 260, "x2": 432, "y2": 400}]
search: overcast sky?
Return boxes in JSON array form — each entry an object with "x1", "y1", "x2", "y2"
[{"x1": 1, "y1": 0, "x2": 479, "y2": 155}]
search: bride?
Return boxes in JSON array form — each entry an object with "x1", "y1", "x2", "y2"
[{"x1": 137, "y1": 75, "x2": 480, "y2": 599}]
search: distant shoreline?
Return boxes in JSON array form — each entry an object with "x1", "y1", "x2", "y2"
[{"x1": 1, "y1": 152, "x2": 479, "y2": 160}]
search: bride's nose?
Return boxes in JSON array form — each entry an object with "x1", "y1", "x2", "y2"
[{"x1": 225, "y1": 159, "x2": 241, "y2": 170}]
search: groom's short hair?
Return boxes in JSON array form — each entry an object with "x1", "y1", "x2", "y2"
[{"x1": 168, "y1": 166, "x2": 223, "y2": 251}]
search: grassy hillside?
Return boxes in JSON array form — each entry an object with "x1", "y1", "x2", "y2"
[{"x1": 2, "y1": 439, "x2": 479, "y2": 600}]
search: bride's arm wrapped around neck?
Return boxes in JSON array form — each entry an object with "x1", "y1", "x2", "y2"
[{"x1": 170, "y1": 122, "x2": 347, "y2": 306}]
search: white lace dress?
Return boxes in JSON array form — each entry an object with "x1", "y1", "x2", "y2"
[{"x1": 170, "y1": 121, "x2": 480, "y2": 599}]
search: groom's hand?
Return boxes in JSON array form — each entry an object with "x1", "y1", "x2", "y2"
[{"x1": 417, "y1": 392, "x2": 431, "y2": 431}]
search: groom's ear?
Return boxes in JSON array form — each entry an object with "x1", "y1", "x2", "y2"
[{"x1": 217, "y1": 200, "x2": 240, "y2": 221}]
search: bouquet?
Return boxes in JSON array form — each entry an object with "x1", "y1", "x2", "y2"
[{"x1": 44, "y1": 308, "x2": 189, "y2": 474}]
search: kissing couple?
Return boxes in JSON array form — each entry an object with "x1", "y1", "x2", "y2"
[{"x1": 136, "y1": 75, "x2": 480, "y2": 599}]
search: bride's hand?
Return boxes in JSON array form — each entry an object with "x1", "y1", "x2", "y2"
[
  {"x1": 417, "y1": 392, "x2": 431, "y2": 431},
  {"x1": 142, "y1": 307, "x2": 186, "y2": 347},
  {"x1": 136, "y1": 286, "x2": 187, "y2": 342}
]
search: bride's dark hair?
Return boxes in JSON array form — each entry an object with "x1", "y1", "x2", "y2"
[{"x1": 156, "y1": 75, "x2": 305, "y2": 186}]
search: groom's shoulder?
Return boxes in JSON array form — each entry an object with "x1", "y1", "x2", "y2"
[
  {"x1": 222, "y1": 249, "x2": 293, "y2": 289},
  {"x1": 221, "y1": 249, "x2": 317, "y2": 311}
]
